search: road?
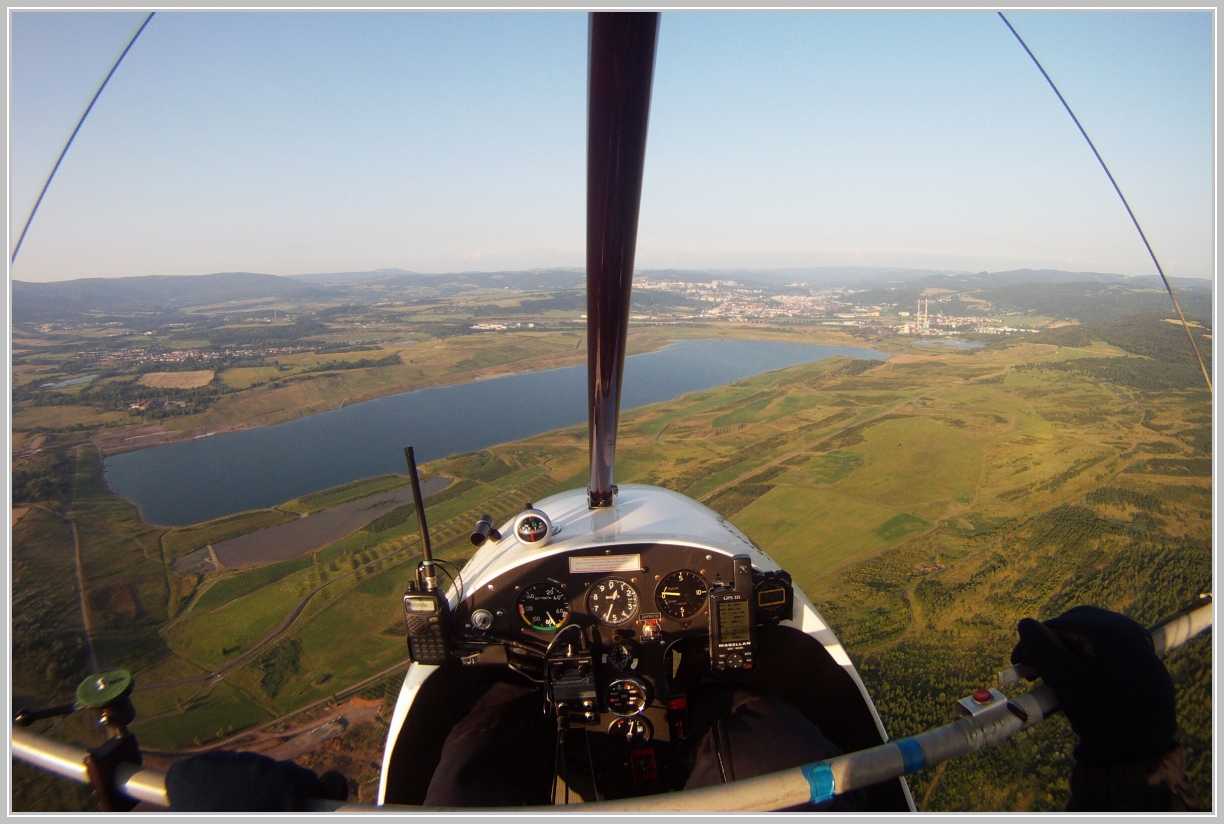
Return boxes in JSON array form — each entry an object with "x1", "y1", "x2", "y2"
[
  {"x1": 35, "y1": 449, "x2": 100, "y2": 674},
  {"x1": 69, "y1": 517, "x2": 99, "y2": 674}
]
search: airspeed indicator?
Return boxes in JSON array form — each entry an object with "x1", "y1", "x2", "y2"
[{"x1": 517, "y1": 583, "x2": 570, "y2": 631}]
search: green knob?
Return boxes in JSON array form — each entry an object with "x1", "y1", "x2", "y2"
[{"x1": 76, "y1": 669, "x2": 133, "y2": 709}]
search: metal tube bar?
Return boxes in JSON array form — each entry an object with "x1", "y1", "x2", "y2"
[
  {"x1": 1150, "y1": 595, "x2": 1213, "y2": 657},
  {"x1": 313, "y1": 601, "x2": 1212, "y2": 811},
  {"x1": 15, "y1": 599, "x2": 1210, "y2": 812},
  {"x1": 12, "y1": 728, "x2": 90, "y2": 784},
  {"x1": 586, "y1": 12, "x2": 659, "y2": 508},
  {"x1": 12, "y1": 728, "x2": 168, "y2": 807},
  {"x1": 113, "y1": 761, "x2": 170, "y2": 806}
]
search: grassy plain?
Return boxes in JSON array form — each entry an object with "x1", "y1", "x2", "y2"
[
  {"x1": 281, "y1": 474, "x2": 410, "y2": 515},
  {"x1": 11, "y1": 317, "x2": 1212, "y2": 811},
  {"x1": 130, "y1": 681, "x2": 274, "y2": 748},
  {"x1": 71, "y1": 447, "x2": 172, "y2": 673},
  {"x1": 13, "y1": 404, "x2": 130, "y2": 431}
]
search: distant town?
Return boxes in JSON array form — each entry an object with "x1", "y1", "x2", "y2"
[
  {"x1": 488, "y1": 277, "x2": 1044, "y2": 336},
  {"x1": 24, "y1": 276, "x2": 1049, "y2": 380}
]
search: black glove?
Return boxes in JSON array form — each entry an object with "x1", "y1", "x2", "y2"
[
  {"x1": 1011, "y1": 605, "x2": 1176, "y2": 766},
  {"x1": 166, "y1": 750, "x2": 348, "y2": 811}
]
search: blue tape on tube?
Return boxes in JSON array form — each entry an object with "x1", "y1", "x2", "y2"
[
  {"x1": 896, "y1": 737, "x2": 925, "y2": 774},
  {"x1": 801, "y1": 761, "x2": 835, "y2": 804}
]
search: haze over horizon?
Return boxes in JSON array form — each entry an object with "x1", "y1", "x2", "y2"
[
  {"x1": 9, "y1": 263, "x2": 1216, "y2": 287},
  {"x1": 10, "y1": 11, "x2": 1214, "y2": 283}
]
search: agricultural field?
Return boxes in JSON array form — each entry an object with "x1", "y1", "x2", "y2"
[
  {"x1": 137, "y1": 370, "x2": 216, "y2": 389},
  {"x1": 10, "y1": 313, "x2": 1212, "y2": 812}
]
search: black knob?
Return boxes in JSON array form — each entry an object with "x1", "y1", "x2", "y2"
[
  {"x1": 15, "y1": 703, "x2": 77, "y2": 726},
  {"x1": 470, "y1": 514, "x2": 500, "y2": 546}
]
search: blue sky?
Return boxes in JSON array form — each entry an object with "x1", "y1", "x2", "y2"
[{"x1": 9, "y1": 11, "x2": 1214, "y2": 282}]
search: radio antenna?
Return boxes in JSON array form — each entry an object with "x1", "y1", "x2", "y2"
[{"x1": 404, "y1": 446, "x2": 438, "y2": 592}]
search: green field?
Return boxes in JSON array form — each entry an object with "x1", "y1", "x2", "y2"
[
  {"x1": 10, "y1": 316, "x2": 1212, "y2": 811},
  {"x1": 129, "y1": 681, "x2": 275, "y2": 749},
  {"x1": 192, "y1": 555, "x2": 314, "y2": 613},
  {"x1": 280, "y1": 474, "x2": 409, "y2": 515}
]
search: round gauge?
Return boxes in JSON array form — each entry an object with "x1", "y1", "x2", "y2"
[
  {"x1": 608, "y1": 715, "x2": 652, "y2": 745},
  {"x1": 516, "y1": 583, "x2": 570, "y2": 631},
  {"x1": 514, "y1": 508, "x2": 554, "y2": 546},
  {"x1": 587, "y1": 578, "x2": 640, "y2": 626},
  {"x1": 607, "y1": 642, "x2": 636, "y2": 672},
  {"x1": 605, "y1": 677, "x2": 649, "y2": 716},
  {"x1": 655, "y1": 570, "x2": 710, "y2": 620}
]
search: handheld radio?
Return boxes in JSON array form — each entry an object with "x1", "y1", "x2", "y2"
[
  {"x1": 708, "y1": 554, "x2": 757, "y2": 674},
  {"x1": 402, "y1": 446, "x2": 452, "y2": 666}
]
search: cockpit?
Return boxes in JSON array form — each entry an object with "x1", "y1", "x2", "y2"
[{"x1": 378, "y1": 485, "x2": 913, "y2": 809}]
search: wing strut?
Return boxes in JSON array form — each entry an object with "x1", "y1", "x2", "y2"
[{"x1": 586, "y1": 12, "x2": 660, "y2": 508}]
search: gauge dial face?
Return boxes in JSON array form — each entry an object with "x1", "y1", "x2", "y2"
[
  {"x1": 517, "y1": 583, "x2": 570, "y2": 631},
  {"x1": 608, "y1": 715, "x2": 652, "y2": 745},
  {"x1": 587, "y1": 578, "x2": 640, "y2": 626},
  {"x1": 607, "y1": 642, "x2": 635, "y2": 672},
  {"x1": 655, "y1": 570, "x2": 710, "y2": 620},
  {"x1": 605, "y1": 677, "x2": 649, "y2": 716}
]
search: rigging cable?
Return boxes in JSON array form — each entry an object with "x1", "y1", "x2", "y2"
[
  {"x1": 435, "y1": 558, "x2": 465, "y2": 602},
  {"x1": 11, "y1": 12, "x2": 156, "y2": 265},
  {"x1": 998, "y1": 12, "x2": 1212, "y2": 394}
]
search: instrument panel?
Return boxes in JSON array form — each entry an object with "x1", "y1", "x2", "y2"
[
  {"x1": 445, "y1": 542, "x2": 746, "y2": 797},
  {"x1": 455, "y1": 543, "x2": 739, "y2": 651},
  {"x1": 432, "y1": 541, "x2": 793, "y2": 800}
]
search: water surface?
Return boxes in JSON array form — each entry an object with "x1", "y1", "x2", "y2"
[
  {"x1": 105, "y1": 340, "x2": 885, "y2": 525},
  {"x1": 913, "y1": 339, "x2": 984, "y2": 349}
]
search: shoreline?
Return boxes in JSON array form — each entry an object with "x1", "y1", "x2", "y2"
[
  {"x1": 85, "y1": 327, "x2": 876, "y2": 459},
  {"x1": 93, "y1": 333, "x2": 881, "y2": 526}
]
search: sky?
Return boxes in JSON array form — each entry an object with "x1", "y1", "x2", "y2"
[{"x1": 8, "y1": 10, "x2": 1215, "y2": 283}]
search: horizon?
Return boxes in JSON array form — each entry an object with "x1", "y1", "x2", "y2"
[
  {"x1": 10, "y1": 263, "x2": 1215, "y2": 286},
  {"x1": 10, "y1": 11, "x2": 1214, "y2": 283}
]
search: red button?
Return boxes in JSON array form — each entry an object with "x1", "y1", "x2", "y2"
[
  {"x1": 667, "y1": 697, "x2": 687, "y2": 710},
  {"x1": 973, "y1": 689, "x2": 992, "y2": 704}
]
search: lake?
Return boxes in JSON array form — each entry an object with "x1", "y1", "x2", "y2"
[{"x1": 104, "y1": 339, "x2": 886, "y2": 526}]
